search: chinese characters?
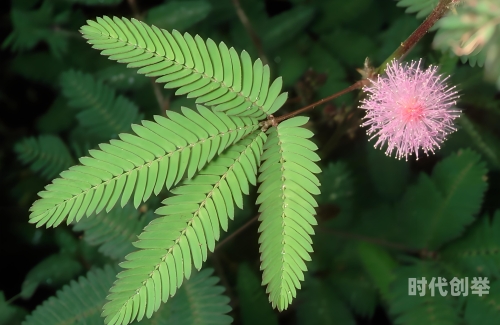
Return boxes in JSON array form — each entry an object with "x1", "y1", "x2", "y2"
[{"x1": 408, "y1": 277, "x2": 490, "y2": 296}]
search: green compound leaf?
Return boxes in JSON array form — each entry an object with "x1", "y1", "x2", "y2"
[
  {"x1": 15, "y1": 135, "x2": 74, "y2": 180},
  {"x1": 464, "y1": 279, "x2": 500, "y2": 325},
  {"x1": 146, "y1": 1, "x2": 212, "y2": 32},
  {"x1": 28, "y1": 106, "x2": 260, "y2": 229},
  {"x1": 395, "y1": 149, "x2": 487, "y2": 250},
  {"x1": 22, "y1": 266, "x2": 231, "y2": 325},
  {"x1": 441, "y1": 211, "x2": 500, "y2": 278},
  {"x1": 79, "y1": 16, "x2": 288, "y2": 119},
  {"x1": 396, "y1": 0, "x2": 438, "y2": 19},
  {"x1": 2, "y1": 2, "x2": 69, "y2": 57},
  {"x1": 20, "y1": 253, "x2": 83, "y2": 300},
  {"x1": 144, "y1": 268, "x2": 233, "y2": 325},
  {"x1": 101, "y1": 131, "x2": 266, "y2": 325},
  {"x1": 73, "y1": 203, "x2": 154, "y2": 260},
  {"x1": 257, "y1": 116, "x2": 321, "y2": 311},
  {"x1": 433, "y1": 0, "x2": 500, "y2": 89},
  {"x1": 22, "y1": 265, "x2": 117, "y2": 325},
  {"x1": 388, "y1": 261, "x2": 461, "y2": 325},
  {"x1": 237, "y1": 264, "x2": 279, "y2": 325},
  {"x1": 60, "y1": 70, "x2": 141, "y2": 140}
]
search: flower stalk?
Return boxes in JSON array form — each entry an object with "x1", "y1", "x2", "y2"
[
  {"x1": 275, "y1": 0, "x2": 456, "y2": 124},
  {"x1": 376, "y1": 0, "x2": 456, "y2": 74}
]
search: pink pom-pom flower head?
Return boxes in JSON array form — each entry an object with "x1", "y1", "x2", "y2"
[{"x1": 360, "y1": 59, "x2": 460, "y2": 160}]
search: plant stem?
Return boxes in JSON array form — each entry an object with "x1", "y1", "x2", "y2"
[
  {"x1": 377, "y1": 0, "x2": 455, "y2": 73},
  {"x1": 151, "y1": 79, "x2": 169, "y2": 116},
  {"x1": 214, "y1": 214, "x2": 259, "y2": 251},
  {"x1": 272, "y1": 0, "x2": 455, "y2": 125},
  {"x1": 127, "y1": 0, "x2": 168, "y2": 113},
  {"x1": 231, "y1": 0, "x2": 269, "y2": 66},
  {"x1": 272, "y1": 80, "x2": 367, "y2": 124},
  {"x1": 126, "y1": 0, "x2": 141, "y2": 19},
  {"x1": 6, "y1": 293, "x2": 21, "y2": 305},
  {"x1": 319, "y1": 227, "x2": 420, "y2": 254}
]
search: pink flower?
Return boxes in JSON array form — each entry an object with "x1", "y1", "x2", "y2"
[{"x1": 360, "y1": 59, "x2": 460, "y2": 160}]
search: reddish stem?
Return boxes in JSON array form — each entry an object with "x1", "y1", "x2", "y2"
[
  {"x1": 377, "y1": 0, "x2": 455, "y2": 73},
  {"x1": 268, "y1": 80, "x2": 366, "y2": 126},
  {"x1": 272, "y1": 0, "x2": 455, "y2": 124}
]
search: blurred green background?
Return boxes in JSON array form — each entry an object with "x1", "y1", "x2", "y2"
[{"x1": 1, "y1": 0, "x2": 500, "y2": 324}]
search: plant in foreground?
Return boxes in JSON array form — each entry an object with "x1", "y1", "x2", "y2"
[
  {"x1": 360, "y1": 59, "x2": 461, "y2": 160},
  {"x1": 19, "y1": 0, "x2": 469, "y2": 324}
]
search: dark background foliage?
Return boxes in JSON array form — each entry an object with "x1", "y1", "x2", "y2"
[{"x1": 1, "y1": 0, "x2": 500, "y2": 324}]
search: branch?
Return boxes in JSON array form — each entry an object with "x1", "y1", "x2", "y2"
[
  {"x1": 267, "y1": 0, "x2": 456, "y2": 127},
  {"x1": 231, "y1": 0, "x2": 269, "y2": 66},
  {"x1": 377, "y1": 0, "x2": 456, "y2": 73},
  {"x1": 127, "y1": 0, "x2": 168, "y2": 113},
  {"x1": 151, "y1": 79, "x2": 169, "y2": 116},
  {"x1": 318, "y1": 227, "x2": 420, "y2": 254},
  {"x1": 214, "y1": 214, "x2": 259, "y2": 251},
  {"x1": 126, "y1": 0, "x2": 141, "y2": 18},
  {"x1": 266, "y1": 80, "x2": 367, "y2": 127}
]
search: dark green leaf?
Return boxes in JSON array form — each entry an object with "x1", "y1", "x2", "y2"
[
  {"x1": 441, "y1": 211, "x2": 500, "y2": 278},
  {"x1": 237, "y1": 264, "x2": 278, "y2": 325},
  {"x1": 0, "y1": 292, "x2": 27, "y2": 325},
  {"x1": 146, "y1": 1, "x2": 212, "y2": 32},
  {"x1": 21, "y1": 254, "x2": 83, "y2": 299},
  {"x1": 297, "y1": 276, "x2": 355, "y2": 325},
  {"x1": 395, "y1": 150, "x2": 487, "y2": 250}
]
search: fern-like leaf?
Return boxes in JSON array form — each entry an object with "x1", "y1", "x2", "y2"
[
  {"x1": 433, "y1": 0, "x2": 500, "y2": 88},
  {"x1": 79, "y1": 16, "x2": 288, "y2": 118},
  {"x1": 29, "y1": 105, "x2": 259, "y2": 229},
  {"x1": 257, "y1": 116, "x2": 321, "y2": 311},
  {"x1": 146, "y1": 268, "x2": 233, "y2": 325},
  {"x1": 440, "y1": 211, "x2": 500, "y2": 278},
  {"x1": 388, "y1": 261, "x2": 461, "y2": 325},
  {"x1": 23, "y1": 265, "x2": 118, "y2": 325},
  {"x1": 464, "y1": 279, "x2": 500, "y2": 325},
  {"x1": 60, "y1": 70, "x2": 141, "y2": 139},
  {"x1": 73, "y1": 202, "x2": 154, "y2": 260},
  {"x1": 22, "y1": 266, "x2": 232, "y2": 325},
  {"x1": 15, "y1": 135, "x2": 74, "y2": 180},
  {"x1": 101, "y1": 131, "x2": 266, "y2": 325},
  {"x1": 396, "y1": 0, "x2": 438, "y2": 19},
  {"x1": 395, "y1": 149, "x2": 487, "y2": 250},
  {"x1": 3, "y1": 2, "x2": 69, "y2": 57}
]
